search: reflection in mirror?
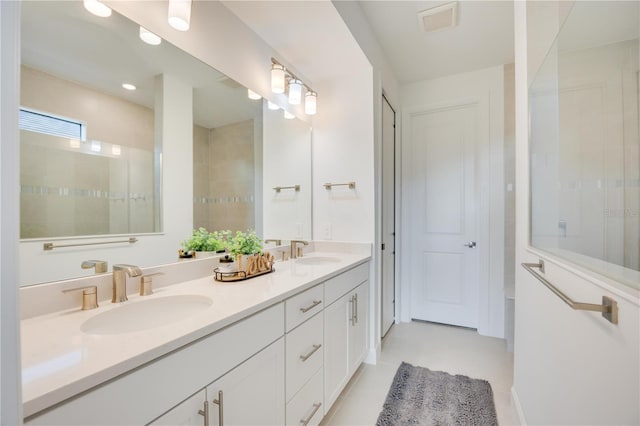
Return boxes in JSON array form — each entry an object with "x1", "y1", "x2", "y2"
[
  {"x1": 192, "y1": 94, "x2": 262, "y2": 234},
  {"x1": 20, "y1": 2, "x2": 313, "y2": 286},
  {"x1": 529, "y1": 1, "x2": 639, "y2": 288},
  {"x1": 20, "y1": 2, "x2": 160, "y2": 238}
]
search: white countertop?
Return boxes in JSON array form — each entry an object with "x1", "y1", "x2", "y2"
[{"x1": 21, "y1": 250, "x2": 370, "y2": 417}]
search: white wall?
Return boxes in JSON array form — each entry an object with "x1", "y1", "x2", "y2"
[
  {"x1": 400, "y1": 66, "x2": 506, "y2": 339},
  {"x1": 332, "y1": 0, "x2": 401, "y2": 362},
  {"x1": 512, "y1": 2, "x2": 640, "y2": 424},
  {"x1": 262, "y1": 103, "x2": 312, "y2": 241},
  {"x1": 0, "y1": 1, "x2": 22, "y2": 423}
]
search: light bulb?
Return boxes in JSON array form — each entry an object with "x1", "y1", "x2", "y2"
[
  {"x1": 247, "y1": 89, "x2": 262, "y2": 100},
  {"x1": 267, "y1": 101, "x2": 279, "y2": 110},
  {"x1": 168, "y1": 0, "x2": 192, "y2": 31},
  {"x1": 305, "y1": 91, "x2": 317, "y2": 115},
  {"x1": 288, "y1": 79, "x2": 302, "y2": 105},
  {"x1": 284, "y1": 111, "x2": 295, "y2": 120},
  {"x1": 83, "y1": 0, "x2": 112, "y2": 17},
  {"x1": 139, "y1": 26, "x2": 162, "y2": 45},
  {"x1": 271, "y1": 64, "x2": 285, "y2": 94}
]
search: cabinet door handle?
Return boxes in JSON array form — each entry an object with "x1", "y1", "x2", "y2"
[
  {"x1": 212, "y1": 390, "x2": 223, "y2": 426},
  {"x1": 300, "y1": 402, "x2": 322, "y2": 426},
  {"x1": 350, "y1": 295, "x2": 355, "y2": 326},
  {"x1": 299, "y1": 344, "x2": 322, "y2": 362},
  {"x1": 300, "y1": 300, "x2": 322, "y2": 313},
  {"x1": 198, "y1": 401, "x2": 209, "y2": 426},
  {"x1": 354, "y1": 293, "x2": 358, "y2": 324}
]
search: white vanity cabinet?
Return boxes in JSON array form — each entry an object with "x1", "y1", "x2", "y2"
[
  {"x1": 323, "y1": 263, "x2": 370, "y2": 411},
  {"x1": 149, "y1": 390, "x2": 207, "y2": 426},
  {"x1": 23, "y1": 258, "x2": 371, "y2": 426},
  {"x1": 150, "y1": 339, "x2": 285, "y2": 426},
  {"x1": 205, "y1": 338, "x2": 286, "y2": 426}
]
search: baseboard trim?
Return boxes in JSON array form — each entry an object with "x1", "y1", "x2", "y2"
[
  {"x1": 511, "y1": 386, "x2": 526, "y2": 425},
  {"x1": 364, "y1": 344, "x2": 378, "y2": 365}
]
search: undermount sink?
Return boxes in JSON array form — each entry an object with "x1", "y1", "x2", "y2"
[
  {"x1": 81, "y1": 295, "x2": 213, "y2": 335},
  {"x1": 295, "y1": 256, "x2": 341, "y2": 265}
]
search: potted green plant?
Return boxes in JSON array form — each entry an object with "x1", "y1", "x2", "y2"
[
  {"x1": 182, "y1": 228, "x2": 229, "y2": 258},
  {"x1": 227, "y1": 230, "x2": 264, "y2": 271}
]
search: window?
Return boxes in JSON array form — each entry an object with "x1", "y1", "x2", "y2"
[{"x1": 19, "y1": 108, "x2": 86, "y2": 141}]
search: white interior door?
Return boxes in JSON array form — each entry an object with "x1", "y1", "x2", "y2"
[
  {"x1": 408, "y1": 104, "x2": 479, "y2": 328},
  {"x1": 381, "y1": 95, "x2": 396, "y2": 337}
]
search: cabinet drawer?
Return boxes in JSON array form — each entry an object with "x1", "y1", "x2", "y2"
[
  {"x1": 324, "y1": 262, "x2": 369, "y2": 306},
  {"x1": 285, "y1": 284, "x2": 324, "y2": 332},
  {"x1": 286, "y1": 311, "x2": 323, "y2": 401},
  {"x1": 286, "y1": 368, "x2": 324, "y2": 426}
]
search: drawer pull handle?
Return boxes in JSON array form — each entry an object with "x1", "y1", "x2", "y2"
[
  {"x1": 300, "y1": 300, "x2": 322, "y2": 313},
  {"x1": 299, "y1": 344, "x2": 322, "y2": 362},
  {"x1": 354, "y1": 293, "x2": 358, "y2": 324},
  {"x1": 198, "y1": 401, "x2": 209, "y2": 426},
  {"x1": 212, "y1": 390, "x2": 223, "y2": 426},
  {"x1": 300, "y1": 402, "x2": 322, "y2": 425}
]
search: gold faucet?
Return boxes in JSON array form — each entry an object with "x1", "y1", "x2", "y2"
[
  {"x1": 112, "y1": 264, "x2": 143, "y2": 303},
  {"x1": 290, "y1": 240, "x2": 309, "y2": 259}
]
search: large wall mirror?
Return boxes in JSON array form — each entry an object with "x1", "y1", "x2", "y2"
[
  {"x1": 20, "y1": 2, "x2": 312, "y2": 286},
  {"x1": 529, "y1": 1, "x2": 639, "y2": 289}
]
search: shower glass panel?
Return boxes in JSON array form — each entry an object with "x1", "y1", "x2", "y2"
[{"x1": 529, "y1": 1, "x2": 640, "y2": 289}]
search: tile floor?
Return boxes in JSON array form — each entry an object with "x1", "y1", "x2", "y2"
[{"x1": 320, "y1": 321, "x2": 517, "y2": 425}]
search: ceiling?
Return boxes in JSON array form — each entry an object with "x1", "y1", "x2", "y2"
[{"x1": 357, "y1": 0, "x2": 515, "y2": 83}]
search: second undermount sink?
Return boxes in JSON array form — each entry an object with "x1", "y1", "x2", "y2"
[
  {"x1": 295, "y1": 256, "x2": 341, "y2": 265},
  {"x1": 81, "y1": 295, "x2": 213, "y2": 335}
]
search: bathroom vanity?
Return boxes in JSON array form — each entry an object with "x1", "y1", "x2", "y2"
[{"x1": 21, "y1": 243, "x2": 371, "y2": 425}]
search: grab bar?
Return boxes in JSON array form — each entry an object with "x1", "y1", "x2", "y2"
[
  {"x1": 521, "y1": 260, "x2": 618, "y2": 324},
  {"x1": 44, "y1": 237, "x2": 138, "y2": 251}
]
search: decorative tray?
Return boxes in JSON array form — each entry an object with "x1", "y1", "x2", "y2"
[{"x1": 213, "y1": 265, "x2": 275, "y2": 282}]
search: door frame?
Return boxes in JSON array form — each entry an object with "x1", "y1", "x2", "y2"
[
  {"x1": 399, "y1": 67, "x2": 505, "y2": 339},
  {"x1": 381, "y1": 93, "x2": 396, "y2": 337}
]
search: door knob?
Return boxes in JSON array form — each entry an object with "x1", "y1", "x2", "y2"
[{"x1": 464, "y1": 241, "x2": 476, "y2": 248}]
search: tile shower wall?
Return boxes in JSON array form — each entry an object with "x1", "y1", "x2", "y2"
[
  {"x1": 20, "y1": 66, "x2": 155, "y2": 238},
  {"x1": 193, "y1": 119, "x2": 255, "y2": 232}
]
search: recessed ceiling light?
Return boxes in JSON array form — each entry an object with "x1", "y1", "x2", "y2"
[
  {"x1": 139, "y1": 26, "x2": 162, "y2": 46},
  {"x1": 83, "y1": 0, "x2": 112, "y2": 18},
  {"x1": 122, "y1": 83, "x2": 136, "y2": 91}
]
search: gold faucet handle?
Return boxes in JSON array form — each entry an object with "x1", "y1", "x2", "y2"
[
  {"x1": 139, "y1": 273, "x2": 164, "y2": 296},
  {"x1": 63, "y1": 285, "x2": 99, "y2": 310},
  {"x1": 81, "y1": 260, "x2": 108, "y2": 273}
]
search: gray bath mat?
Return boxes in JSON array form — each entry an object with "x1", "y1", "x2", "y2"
[{"x1": 376, "y1": 362, "x2": 498, "y2": 426}]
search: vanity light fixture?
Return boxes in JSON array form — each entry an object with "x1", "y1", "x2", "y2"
[
  {"x1": 284, "y1": 111, "x2": 295, "y2": 120},
  {"x1": 83, "y1": 0, "x2": 112, "y2": 17},
  {"x1": 168, "y1": 0, "x2": 192, "y2": 31},
  {"x1": 304, "y1": 91, "x2": 317, "y2": 115},
  {"x1": 139, "y1": 26, "x2": 162, "y2": 45},
  {"x1": 247, "y1": 89, "x2": 262, "y2": 100},
  {"x1": 90, "y1": 141, "x2": 102, "y2": 153},
  {"x1": 267, "y1": 101, "x2": 280, "y2": 110},
  {"x1": 69, "y1": 139, "x2": 81, "y2": 149},
  {"x1": 122, "y1": 83, "x2": 136, "y2": 91},
  {"x1": 271, "y1": 58, "x2": 318, "y2": 115},
  {"x1": 271, "y1": 64, "x2": 286, "y2": 94},
  {"x1": 112, "y1": 145, "x2": 122, "y2": 156},
  {"x1": 288, "y1": 79, "x2": 302, "y2": 105}
]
